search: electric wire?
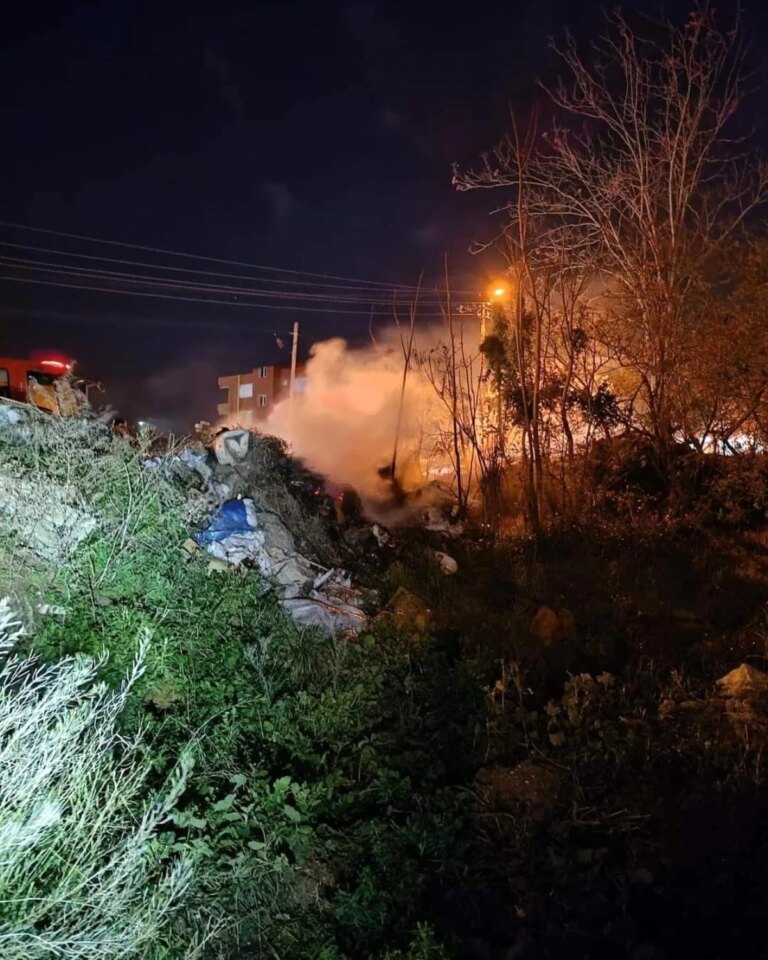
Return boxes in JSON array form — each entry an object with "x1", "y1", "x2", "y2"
[
  {"x1": 0, "y1": 273, "x2": 441, "y2": 316},
  {"x1": 0, "y1": 240, "x2": 459, "y2": 297},
  {"x1": 0, "y1": 220, "x2": 478, "y2": 295},
  {"x1": 0, "y1": 255, "x2": 453, "y2": 310}
]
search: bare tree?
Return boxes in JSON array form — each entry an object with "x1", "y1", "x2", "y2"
[{"x1": 457, "y1": 6, "x2": 768, "y2": 454}]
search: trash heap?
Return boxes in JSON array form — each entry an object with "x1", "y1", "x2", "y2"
[
  {"x1": 0, "y1": 401, "x2": 461, "y2": 638},
  {"x1": 149, "y1": 428, "x2": 375, "y2": 635}
]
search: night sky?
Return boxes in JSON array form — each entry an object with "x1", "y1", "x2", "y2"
[{"x1": 1, "y1": 0, "x2": 765, "y2": 428}]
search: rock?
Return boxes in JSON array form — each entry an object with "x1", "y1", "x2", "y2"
[
  {"x1": 377, "y1": 587, "x2": 431, "y2": 635},
  {"x1": 212, "y1": 429, "x2": 250, "y2": 465},
  {"x1": 421, "y1": 506, "x2": 464, "y2": 537},
  {"x1": 716, "y1": 664, "x2": 768, "y2": 733},
  {"x1": 475, "y1": 762, "x2": 560, "y2": 820},
  {"x1": 530, "y1": 605, "x2": 575, "y2": 646},
  {"x1": 434, "y1": 551, "x2": 458, "y2": 575},
  {"x1": 716, "y1": 663, "x2": 768, "y2": 699}
]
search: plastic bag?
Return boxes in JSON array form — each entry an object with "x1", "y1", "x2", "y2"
[{"x1": 195, "y1": 498, "x2": 260, "y2": 545}]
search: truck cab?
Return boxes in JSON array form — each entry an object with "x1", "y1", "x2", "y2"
[{"x1": 0, "y1": 357, "x2": 75, "y2": 413}]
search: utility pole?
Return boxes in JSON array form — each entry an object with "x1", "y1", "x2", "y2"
[
  {"x1": 480, "y1": 302, "x2": 492, "y2": 341},
  {"x1": 289, "y1": 320, "x2": 299, "y2": 397}
]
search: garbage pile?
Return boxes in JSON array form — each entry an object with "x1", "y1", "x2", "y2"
[{"x1": 152, "y1": 428, "x2": 377, "y2": 635}]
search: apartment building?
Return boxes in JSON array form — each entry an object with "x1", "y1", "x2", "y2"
[{"x1": 217, "y1": 363, "x2": 307, "y2": 425}]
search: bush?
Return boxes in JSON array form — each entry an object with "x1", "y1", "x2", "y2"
[
  {"x1": 0, "y1": 599, "x2": 194, "y2": 959},
  {"x1": 5, "y1": 422, "x2": 478, "y2": 958}
]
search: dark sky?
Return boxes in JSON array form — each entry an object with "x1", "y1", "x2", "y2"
[{"x1": 0, "y1": 0, "x2": 765, "y2": 427}]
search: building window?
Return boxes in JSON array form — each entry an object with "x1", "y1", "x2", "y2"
[
  {"x1": 257, "y1": 394, "x2": 267, "y2": 407},
  {"x1": 238, "y1": 382, "x2": 253, "y2": 399},
  {"x1": 258, "y1": 366, "x2": 269, "y2": 378}
]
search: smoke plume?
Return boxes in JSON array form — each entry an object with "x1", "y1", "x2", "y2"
[{"x1": 266, "y1": 328, "x2": 464, "y2": 507}]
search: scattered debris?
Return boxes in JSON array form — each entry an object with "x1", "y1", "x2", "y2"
[
  {"x1": 372, "y1": 524, "x2": 391, "y2": 547},
  {"x1": 282, "y1": 596, "x2": 366, "y2": 635},
  {"x1": 144, "y1": 446, "x2": 216, "y2": 490},
  {"x1": 193, "y1": 496, "x2": 367, "y2": 631},
  {"x1": 194, "y1": 420, "x2": 215, "y2": 445},
  {"x1": 434, "y1": 550, "x2": 458, "y2": 575},
  {"x1": 212, "y1": 429, "x2": 250, "y2": 465},
  {"x1": 420, "y1": 505, "x2": 464, "y2": 538},
  {"x1": 37, "y1": 603, "x2": 67, "y2": 619},
  {"x1": 255, "y1": 510, "x2": 315, "y2": 598},
  {"x1": 195, "y1": 498, "x2": 265, "y2": 566}
]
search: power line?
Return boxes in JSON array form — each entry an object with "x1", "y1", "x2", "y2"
[
  {"x1": 0, "y1": 303, "x2": 329, "y2": 334},
  {"x1": 0, "y1": 220, "x2": 476, "y2": 295},
  {"x1": 0, "y1": 255, "x2": 451, "y2": 310},
  {"x1": 0, "y1": 240, "x2": 456, "y2": 297},
  {"x1": 0, "y1": 273, "x2": 427, "y2": 316}
]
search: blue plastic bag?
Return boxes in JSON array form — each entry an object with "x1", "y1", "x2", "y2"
[{"x1": 195, "y1": 499, "x2": 259, "y2": 545}]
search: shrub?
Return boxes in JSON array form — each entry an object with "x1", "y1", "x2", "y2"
[{"x1": 0, "y1": 598, "x2": 195, "y2": 959}]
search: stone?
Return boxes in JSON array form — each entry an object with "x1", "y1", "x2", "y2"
[
  {"x1": 716, "y1": 663, "x2": 768, "y2": 700},
  {"x1": 530, "y1": 605, "x2": 575, "y2": 646},
  {"x1": 379, "y1": 587, "x2": 431, "y2": 634},
  {"x1": 434, "y1": 551, "x2": 458, "y2": 575}
]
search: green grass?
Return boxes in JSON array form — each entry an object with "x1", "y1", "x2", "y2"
[{"x1": 7, "y1": 416, "x2": 768, "y2": 959}]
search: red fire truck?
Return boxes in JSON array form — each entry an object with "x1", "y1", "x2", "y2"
[{"x1": 0, "y1": 356, "x2": 81, "y2": 413}]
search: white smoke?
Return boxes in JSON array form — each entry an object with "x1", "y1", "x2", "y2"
[{"x1": 266, "y1": 326, "x2": 480, "y2": 507}]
